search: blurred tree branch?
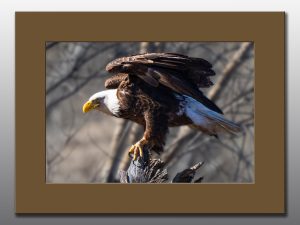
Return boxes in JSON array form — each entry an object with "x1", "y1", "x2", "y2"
[
  {"x1": 46, "y1": 44, "x2": 114, "y2": 95},
  {"x1": 208, "y1": 42, "x2": 253, "y2": 101}
]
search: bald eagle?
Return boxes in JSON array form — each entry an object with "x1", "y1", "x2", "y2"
[{"x1": 82, "y1": 53, "x2": 240, "y2": 160}]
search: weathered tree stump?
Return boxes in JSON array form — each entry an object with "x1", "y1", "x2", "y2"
[{"x1": 120, "y1": 148, "x2": 204, "y2": 183}]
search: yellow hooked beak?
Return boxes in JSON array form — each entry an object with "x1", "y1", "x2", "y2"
[{"x1": 82, "y1": 100, "x2": 99, "y2": 113}]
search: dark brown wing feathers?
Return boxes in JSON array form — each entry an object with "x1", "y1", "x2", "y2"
[
  {"x1": 104, "y1": 73, "x2": 128, "y2": 89},
  {"x1": 105, "y1": 53, "x2": 223, "y2": 114}
]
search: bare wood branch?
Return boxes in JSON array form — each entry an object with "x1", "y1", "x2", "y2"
[
  {"x1": 120, "y1": 152, "x2": 203, "y2": 183},
  {"x1": 172, "y1": 162, "x2": 204, "y2": 183}
]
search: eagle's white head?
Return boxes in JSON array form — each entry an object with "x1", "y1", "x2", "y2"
[{"x1": 82, "y1": 89, "x2": 120, "y2": 116}]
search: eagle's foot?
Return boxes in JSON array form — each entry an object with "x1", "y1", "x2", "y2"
[{"x1": 128, "y1": 138, "x2": 147, "y2": 161}]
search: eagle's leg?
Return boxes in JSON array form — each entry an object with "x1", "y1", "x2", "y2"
[{"x1": 128, "y1": 110, "x2": 168, "y2": 160}]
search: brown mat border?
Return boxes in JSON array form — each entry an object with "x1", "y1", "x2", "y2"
[{"x1": 16, "y1": 12, "x2": 285, "y2": 213}]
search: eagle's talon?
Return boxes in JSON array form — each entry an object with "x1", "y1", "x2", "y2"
[
  {"x1": 128, "y1": 146, "x2": 134, "y2": 158},
  {"x1": 133, "y1": 147, "x2": 138, "y2": 161},
  {"x1": 128, "y1": 139, "x2": 146, "y2": 161},
  {"x1": 139, "y1": 146, "x2": 144, "y2": 158}
]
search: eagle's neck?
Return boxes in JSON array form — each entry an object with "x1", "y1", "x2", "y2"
[{"x1": 91, "y1": 89, "x2": 120, "y2": 116}]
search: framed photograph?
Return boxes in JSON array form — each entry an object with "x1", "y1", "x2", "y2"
[{"x1": 16, "y1": 12, "x2": 285, "y2": 213}]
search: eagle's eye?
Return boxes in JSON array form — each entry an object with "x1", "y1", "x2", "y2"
[{"x1": 92, "y1": 99, "x2": 97, "y2": 104}]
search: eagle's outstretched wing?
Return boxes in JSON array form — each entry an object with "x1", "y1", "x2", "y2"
[{"x1": 105, "y1": 53, "x2": 223, "y2": 114}]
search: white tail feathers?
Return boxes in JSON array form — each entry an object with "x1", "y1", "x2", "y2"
[
  {"x1": 196, "y1": 109, "x2": 241, "y2": 133},
  {"x1": 183, "y1": 95, "x2": 241, "y2": 135}
]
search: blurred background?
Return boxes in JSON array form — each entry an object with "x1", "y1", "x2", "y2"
[{"x1": 46, "y1": 42, "x2": 254, "y2": 183}]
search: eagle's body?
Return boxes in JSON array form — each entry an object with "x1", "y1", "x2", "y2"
[{"x1": 83, "y1": 53, "x2": 240, "y2": 158}]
